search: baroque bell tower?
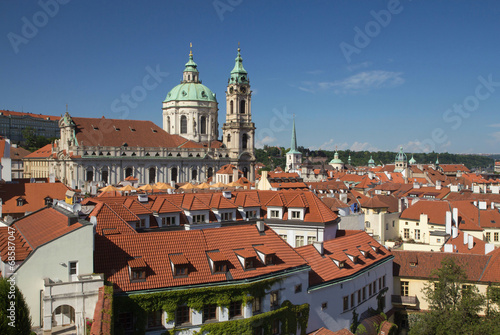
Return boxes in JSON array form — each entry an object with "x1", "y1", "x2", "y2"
[{"x1": 222, "y1": 46, "x2": 256, "y2": 181}]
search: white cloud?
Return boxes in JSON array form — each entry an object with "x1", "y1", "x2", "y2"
[
  {"x1": 310, "y1": 139, "x2": 377, "y2": 152},
  {"x1": 255, "y1": 135, "x2": 277, "y2": 148},
  {"x1": 488, "y1": 123, "x2": 500, "y2": 128},
  {"x1": 346, "y1": 61, "x2": 372, "y2": 72},
  {"x1": 397, "y1": 141, "x2": 430, "y2": 153},
  {"x1": 298, "y1": 70, "x2": 404, "y2": 94}
]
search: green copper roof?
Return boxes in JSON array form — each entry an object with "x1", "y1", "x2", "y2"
[
  {"x1": 164, "y1": 82, "x2": 216, "y2": 103},
  {"x1": 184, "y1": 51, "x2": 198, "y2": 73},
  {"x1": 229, "y1": 48, "x2": 249, "y2": 84},
  {"x1": 395, "y1": 147, "x2": 407, "y2": 162},
  {"x1": 368, "y1": 156, "x2": 375, "y2": 164},
  {"x1": 435, "y1": 156, "x2": 440, "y2": 165},
  {"x1": 288, "y1": 117, "x2": 300, "y2": 154},
  {"x1": 409, "y1": 155, "x2": 416, "y2": 164},
  {"x1": 329, "y1": 151, "x2": 343, "y2": 164}
]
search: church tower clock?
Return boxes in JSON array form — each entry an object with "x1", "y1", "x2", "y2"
[{"x1": 222, "y1": 46, "x2": 256, "y2": 181}]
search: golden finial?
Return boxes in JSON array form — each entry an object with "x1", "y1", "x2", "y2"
[
  {"x1": 189, "y1": 42, "x2": 193, "y2": 57},
  {"x1": 237, "y1": 41, "x2": 240, "y2": 52}
]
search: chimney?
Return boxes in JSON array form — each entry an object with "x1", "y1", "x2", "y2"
[
  {"x1": 452, "y1": 208, "x2": 458, "y2": 226},
  {"x1": 445, "y1": 211, "x2": 452, "y2": 235},
  {"x1": 222, "y1": 190, "x2": 232, "y2": 199},
  {"x1": 463, "y1": 232, "x2": 468, "y2": 245},
  {"x1": 473, "y1": 185, "x2": 480, "y2": 194},
  {"x1": 413, "y1": 182, "x2": 420, "y2": 189},
  {"x1": 232, "y1": 167, "x2": 239, "y2": 184},
  {"x1": 339, "y1": 193, "x2": 348, "y2": 204},
  {"x1": 256, "y1": 221, "x2": 265, "y2": 232},
  {"x1": 313, "y1": 241, "x2": 324, "y2": 255},
  {"x1": 491, "y1": 185, "x2": 500, "y2": 194},
  {"x1": 478, "y1": 201, "x2": 487, "y2": 210},
  {"x1": 468, "y1": 234, "x2": 474, "y2": 250},
  {"x1": 474, "y1": 201, "x2": 478, "y2": 207},
  {"x1": 452, "y1": 226, "x2": 458, "y2": 239},
  {"x1": 436, "y1": 180, "x2": 442, "y2": 190},
  {"x1": 485, "y1": 243, "x2": 495, "y2": 255},
  {"x1": 444, "y1": 244, "x2": 453, "y2": 253},
  {"x1": 492, "y1": 202, "x2": 496, "y2": 210},
  {"x1": 450, "y1": 185, "x2": 459, "y2": 192}
]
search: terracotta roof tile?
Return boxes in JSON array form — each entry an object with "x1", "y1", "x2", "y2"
[
  {"x1": 400, "y1": 200, "x2": 450, "y2": 225},
  {"x1": 0, "y1": 110, "x2": 60, "y2": 121},
  {"x1": 24, "y1": 144, "x2": 53, "y2": 158}
]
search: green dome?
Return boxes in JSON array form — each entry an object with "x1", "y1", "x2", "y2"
[
  {"x1": 329, "y1": 151, "x2": 343, "y2": 164},
  {"x1": 368, "y1": 156, "x2": 375, "y2": 164},
  {"x1": 409, "y1": 155, "x2": 416, "y2": 165},
  {"x1": 164, "y1": 82, "x2": 217, "y2": 103}
]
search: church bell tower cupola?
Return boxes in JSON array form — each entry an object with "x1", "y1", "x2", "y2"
[{"x1": 222, "y1": 46, "x2": 256, "y2": 181}]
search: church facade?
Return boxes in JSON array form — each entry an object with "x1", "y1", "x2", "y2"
[{"x1": 46, "y1": 48, "x2": 256, "y2": 189}]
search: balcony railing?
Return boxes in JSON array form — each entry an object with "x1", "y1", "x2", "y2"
[{"x1": 392, "y1": 295, "x2": 419, "y2": 308}]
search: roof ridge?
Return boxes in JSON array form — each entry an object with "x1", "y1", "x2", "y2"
[{"x1": 102, "y1": 203, "x2": 138, "y2": 233}]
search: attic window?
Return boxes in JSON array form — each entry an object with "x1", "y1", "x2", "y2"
[
  {"x1": 122, "y1": 142, "x2": 128, "y2": 147},
  {"x1": 114, "y1": 126, "x2": 120, "y2": 131},
  {"x1": 16, "y1": 197, "x2": 24, "y2": 206},
  {"x1": 170, "y1": 254, "x2": 190, "y2": 277},
  {"x1": 151, "y1": 128, "x2": 157, "y2": 133},
  {"x1": 128, "y1": 258, "x2": 147, "y2": 282},
  {"x1": 338, "y1": 260, "x2": 345, "y2": 268},
  {"x1": 235, "y1": 250, "x2": 256, "y2": 270},
  {"x1": 129, "y1": 127, "x2": 136, "y2": 132},
  {"x1": 410, "y1": 262, "x2": 417, "y2": 267},
  {"x1": 370, "y1": 245, "x2": 380, "y2": 253},
  {"x1": 92, "y1": 124, "x2": 99, "y2": 130},
  {"x1": 214, "y1": 261, "x2": 227, "y2": 273},
  {"x1": 44, "y1": 196, "x2": 52, "y2": 206}
]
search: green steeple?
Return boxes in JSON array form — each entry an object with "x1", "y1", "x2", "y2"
[
  {"x1": 368, "y1": 156, "x2": 375, "y2": 167},
  {"x1": 409, "y1": 155, "x2": 416, "y2": 165},
  {"x1": 435, "y1": 155, "x2": 440, "y2": 165},
  {"x1": 289, "y1": 116, "x2": 300, "y2": 154},
  {"x1": 230, "y1": 47, "x2": 249, "y2": 84},
  {"x1": 184, "y1": 48, "x2": 198, "y2": 73}
]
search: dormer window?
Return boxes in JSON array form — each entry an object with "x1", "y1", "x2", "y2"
[
  {"x1": 270, "y1": 210, "x2": 280, "y2": 218},
  {"x1": 44, "y1": 196, "x2": 52, "y2": 206},
  {"x1": 265, "y1": 254, "x2": 275, "y2": 265},
  {"x1": 214, "y1": 261, "x2": 227, "y2": 273},
  {"x1": 235, "y1": 249, "x2": 257, "y2": 270},
  {"x1": 170, "y1": 254, "x2": 190, "y2": 277},
  {"x1": 254, "y1": 245, "x2": 276, "y2": 265},
  {"x1": 207, "y1": 250, "x2": 229, "y2": 274},
  {"x1": 16, "y1": 197, "x2": 24, "y2": 207},
  {"x1": 338, "y1": 261, "x2": 346, "y2": 268},
  {"x1": 290, "y1": 210, "x2": 301, "y2": 219},
  {"x1": 245, "y1": 258, "x2": 254, "y2": 269},
  {"x1": 128, "y1": 258, "x2": 147, "y2": 282}
]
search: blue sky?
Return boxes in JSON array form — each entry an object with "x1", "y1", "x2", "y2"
[{"x1": 1, "y1": 0, "x2": 500, "y2": 154}]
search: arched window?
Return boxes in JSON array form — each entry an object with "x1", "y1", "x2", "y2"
[
  {"x1": 86, "y1": 169, "x2": 93, "y2": 182},
  {"x1": 167, "y1": 116, "x2": 170, "y2": 131},
  {"x1": 180, "y1": 115, "x2": 187, "y2": 134},
  {"x1": 101, "y1": 170, "x2": 108, "y2": 183},
  {"x1": 243, "y1": 167, "x2": 248, "y2": 178},
  {"x1": 242, "y1": 134, "x2": 248, "y2": 149},
  {"x1": 192, "y1": 169, "x2": 197, "y2": 181},
  {"x1": 149, "y1": 167, "x2": 156, "y2": 184},
  {"x1": 230, "y1": 100, "x2": 234, "y2": 114},
  {"x1": 207, "y1": 167, "x2": 213, "y2": 179},
  {"x1": 240, "y1": 100, "x2": 246, "y2": 114},
  {"x1": 171, "y1": 168, "x2": 178, "y2": 183},
  {"x1": 200, "y1": 116, "x2": 206, "y2": 134},
  {"x1": 227, "y1": 134, "x2": 231, "y2": 143},
  {"x1": 125, "y1": 167, "x2": 133, "y2": 178}
]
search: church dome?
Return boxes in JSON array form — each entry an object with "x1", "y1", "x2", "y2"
[
  {"x1": 164, "y1": 82, "x2": 217, "y2": 103},
  {"x1": 329, "y1": 151, "x2": 343, "y2": 164}
]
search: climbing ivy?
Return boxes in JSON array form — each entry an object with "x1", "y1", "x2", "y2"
[{"x1": 113, "y1": 278, "x2": 284, "y2": 334}]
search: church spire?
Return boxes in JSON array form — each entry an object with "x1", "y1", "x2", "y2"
[
  {"x1": 289, "y1": 115, "x2": 300, "y2": 154},
  {"x1": 230, "y1": 44, "x2": 248, "y2": 84}
]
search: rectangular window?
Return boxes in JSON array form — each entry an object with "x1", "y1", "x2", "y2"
[
  {"x1": 386, "y1": 223, "x2": 388, "y2": 230},
  {"x1": 176, "y1": 306, "x2": 190, "y2": 325},
  {"x1": 279, "y1": 234, "x2": 287, "y2": 242},
  {"x1": 175, "y1": 265, "x2": 188, "y2": 277},
  {"x1": 138, "y1": 219, "x2": 146, "y2": 228},
  {"x1": 295, "y1": 235, "x2": 304, "y2": 247},
  {"x1": 203, "y1": 304, "x2": 217, "y2": 323},
  {"x1": 404, "y1": 228, "x2": 410, "y2": 239},
  {"x1": 486, "y1": 232, "x2": 491, "y2": 242},
  {"x1": 362, "y1": 287, "x2": 366, "y2": 300},
  {"x1": 291, "y1": 210, "x2": 301, "y2": 219},
  {"x1": 229, "y1": 301, "x2": 242, "y2": 319},
  {"x1": 495, "y1": 232, "x2": 499, "y2": 242},
  {"x1": 350, "y1": 293, "x2": 355, "y2": 308},
  {"x1": 245, "y1": 258, "x2": 255, "y2": 269},
  {"x1": 69, "y1": 261, "x2": 77, "y2": 275},
  {"x1": 383, "y1": 275, "x2": 386, "y2": 288},
  {"x1": 118, "y1": 313, "x2": 133, "y2": 330},
  {"x1": 162, "y1": 216, "x2": 176, "y2": 226},
  {"x1": 379, "y1": 278, "x2": 382, "y2": 291},
  {"x1": 193, "y1": 215, "x2": 205, "y2": 224},
  {"x1": 270, "y1": 290, "x2": 280, "y2": 310},
  {"x1": 415, "y1": 229, "x2": 421, "y2": 240},
  {"x1": 295, "y1": 284, "x2": 302, "y2": 293},
  {"x1": 392, "y1": 220, "x2": 395, "y2": 227},
  {"x1": 272, "y1": 319, "x2": 280, "y2": 335},
  {"x1": 214, "y1": 262, "x2": 227, "y2": 273},
  {"x1": 307, "y1": 236, "x2": 317, "y2": 245},
  {"x1": 373, "y1": 281, "x2": 377, "y2": 293},
  {"x1": 357, "y1": 289, "x2": 361, "y2": 304},
  {"x1": 147, "y1": 310, "x2": 162, "y2": 329},
  {"x1": 270, "y1": 210, "x2": 280, "y2": 218},
  {"x1": 369, "y1": 284, "x2": 372, "y2": 296},
  {"x1": 343, "y1": 296, "x2": 349, "y2": 311},
  {"x1": 252, "y1": 297, "x2": 262, "y2": 314},
  {"x1": 401, "y1": 281, "x2": 409, "y2": 297},
  {"x1": 221, "y1": 212, "x2": 233, "y2": 221},
  {"x1": 131, "y1": 269, "x2": 146, "y2": 281},
  {"x1": 246, "y1": 210, "x2": 257, "y2": 219}
]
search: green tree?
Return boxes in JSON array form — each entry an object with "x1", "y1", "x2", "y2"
[
  {"x1": 409, "y1": 257, "x2": 485, "y2": 335},
  {"x1": 21, "y1": 127, "x2": 53, "y2": 152},
  {"x1": 0, "y1": 277, "x2": 32, "y2": 335}
]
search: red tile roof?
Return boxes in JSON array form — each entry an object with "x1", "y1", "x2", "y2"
[
  {"x1": 296, "y1": 231, "x2": 391, "y2": 287},
  {"x1": 441, "y1": 230, "x2": 487, "y2": 255},
  {"x1": 392, "y1": 250, "x2": 499, "y2": 283},
  {"x1": 0, "y1": 180, "x2": 74, "y2": 216},
  {"x1": 0, "y1": 110, "x2": 60, "y2": 121},
  {"x1": 72, "y1": 116, "x2": 194, "y2": 148},
  {"x1": 24, "y1": 144, "x2": 53, "y2": 158},
  {"x1": 94, "y1": 224, "x2": 308, "y2": 292},
  {"x1": 440, "y1": 164, "x2": 470, "y2": 173},
  {"x1": 400, "y1": 200, "x2": 450, "y2": 225},
  {"x1": 10, "y1": 146, "x2": 31, "y2": 160}
]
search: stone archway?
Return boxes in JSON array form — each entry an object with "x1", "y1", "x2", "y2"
[{"x1": 52, "y1": 304, "x2": 75, "y2": 327}]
